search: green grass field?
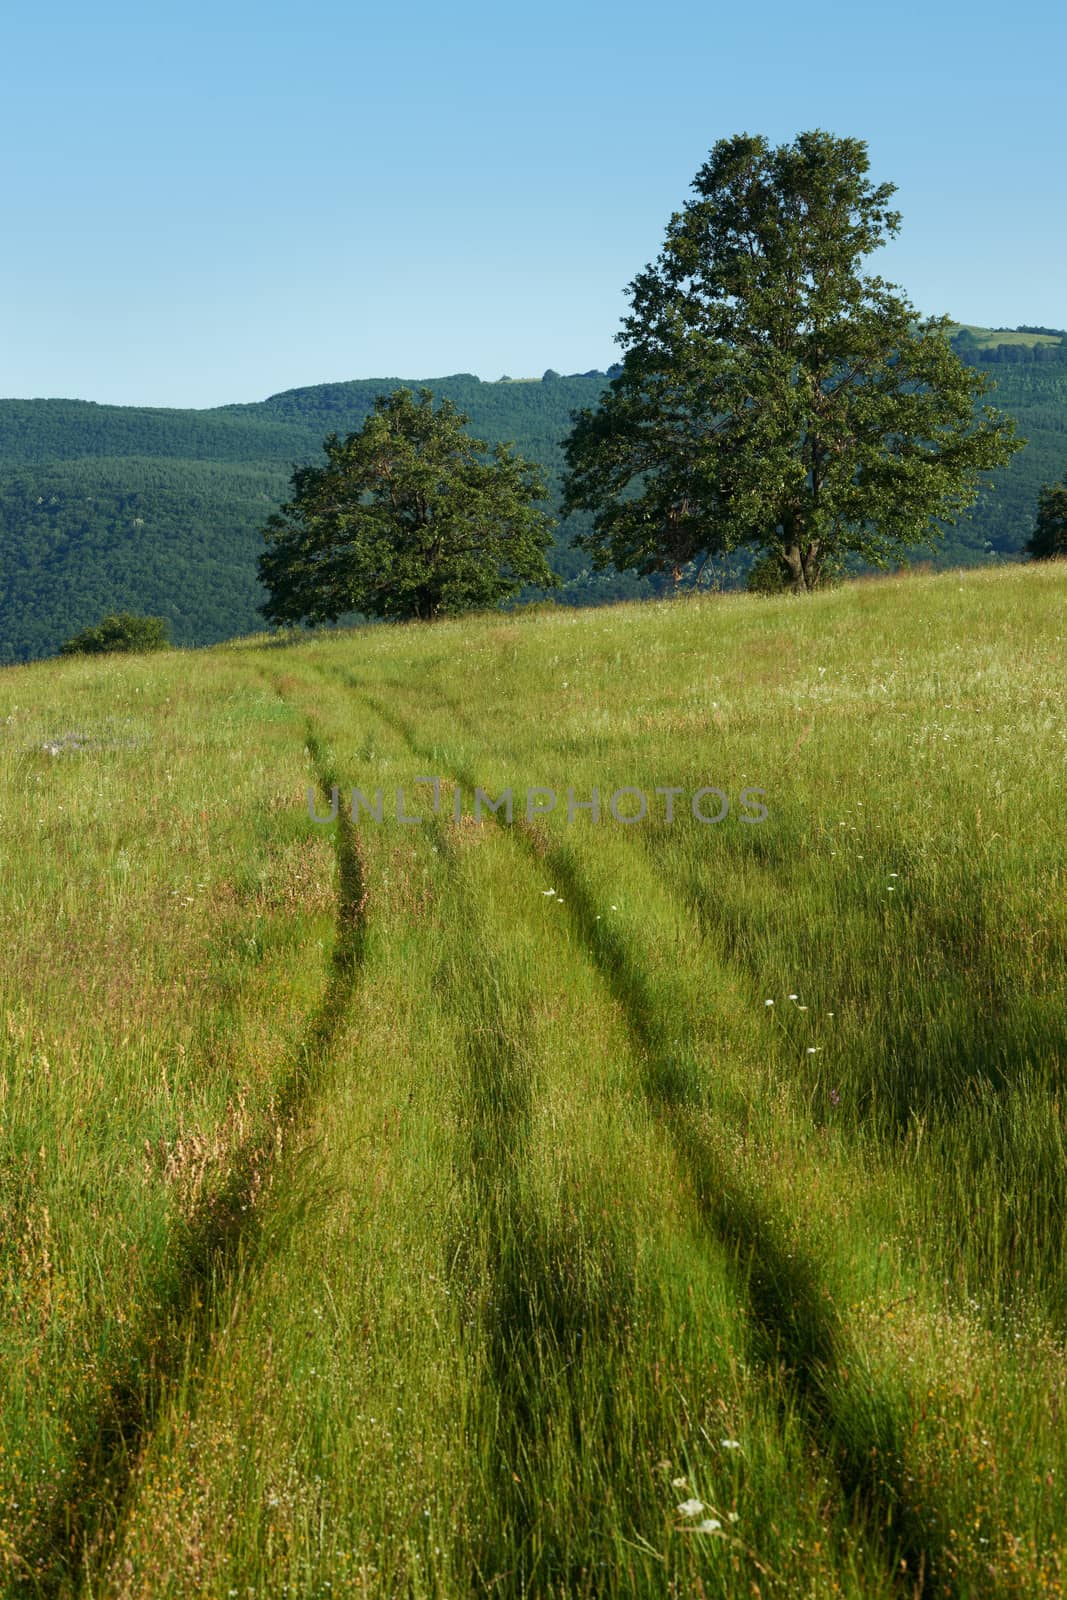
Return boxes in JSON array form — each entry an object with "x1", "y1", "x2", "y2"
[{"x1": 1, "y1": 563, "x2": 1064, "y2": 1598}]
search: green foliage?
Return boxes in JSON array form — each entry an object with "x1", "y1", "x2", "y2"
[
  {"x1": 0, "y1": 379, "x2": 609, "y2": 664},
  {"x1": 563, "y1": 130, "x2": 1023, "y2": 593},
  {"x1": 59, "y1": 610, "x2": 170, "y2": 655},
  {"x1": 1025, "y1": 470, "x2": 1067, "y2": 559},
  {"x1": 0, "y1": 457, "x2": 290, "y2": 664},
  {"x1": 1, "y1": 351, "x2": 1065, "y2": 663},
  {"x1": 258, "y1": 387, "x2": 559, "y2": 625},
  {"x1": 920, "y1": 359, "x2": 1067, "y2": 566},
  {"x1": 745, "y1": 551, "x2": 793, "y2": 594}
]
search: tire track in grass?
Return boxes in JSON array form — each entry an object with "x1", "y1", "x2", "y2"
[
  {"x1": 18, "y1": 680, "x2": 368, "y2": 1599},
  {"x1": 381, "y1": 806, "x2": 766, "y2": 1596},
  {"x1": 346, "y1": 678, "x2": 954, "y2": 1599},
  {"x1": 333, "y1": 676, "x2": 829, "y2": 1590},
  {"x1": 422, "y1": 829, "x2": 641, "y2": 1597},
  {"x1": 536, "y1": 843, "x2": 951, "y2": 1598},
  {"x1": 265, "y1": 663, "x2": 627, "y2": 1592}
]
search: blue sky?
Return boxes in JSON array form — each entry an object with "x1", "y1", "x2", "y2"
[{"x1": 2, "y1": 0, "x2": 1063, "y2": 407}]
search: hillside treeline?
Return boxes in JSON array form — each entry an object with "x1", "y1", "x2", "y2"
[{"x1": 1, "y1": 346, "x2": 1063, "y2": 662}]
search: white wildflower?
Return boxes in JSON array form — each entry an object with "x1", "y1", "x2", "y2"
[{"x1": 676, "y1": 1498, "x2": 704, "y2": 1518}]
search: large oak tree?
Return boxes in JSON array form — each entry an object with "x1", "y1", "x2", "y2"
[
  {"x1": 258, "y1": 387, "x2": 558, "y2": 626},
  {"x1": 562, "y1": 131, "x2": 1023, "y2": 592}
]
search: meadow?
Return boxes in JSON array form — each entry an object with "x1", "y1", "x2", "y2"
[{"x1": 0, "y1": 561, "x2": 1064, "y2": 1598}]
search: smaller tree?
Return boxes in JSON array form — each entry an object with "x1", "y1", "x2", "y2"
[
  {"x1": 59, "y1": 611, "x2": 170, "y2": 656},
  {"x1": 258, "y1": 388, "x2": 559, "y2": 626},
  {"x1": 1025, "y1": 473, "x2": 1067, "y2": 560}
]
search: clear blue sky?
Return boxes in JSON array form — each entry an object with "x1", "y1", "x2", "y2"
[{"x1": 2, "y1": 0, "x2": 1063, "y2": 408}]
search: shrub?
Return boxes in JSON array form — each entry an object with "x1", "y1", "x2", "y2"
[
  {"x1": 1025, "y1": 474, "x2": 1067, "y2": 561},
  {"x1": 747, "y1": 549, "x2": 847, "y2": 594},
  {"x1": 59, "y1": 612, "x2": 171, "y2": 656},
  {"x1": 746, "y1": 552, "x2": 793, "y2": 594}
]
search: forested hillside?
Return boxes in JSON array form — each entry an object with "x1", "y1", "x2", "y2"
[
  {"x1": 0, "y1": 374, "x2": 641, "y2": 663},
  {"x1": 0, "y1": 460, "x2": 286, "y2": 660},
  {"x1": 1, "y1": 331, "x2": 1064, "y2": 662},
  {"x1": 946, "y1": 329, "x2": 1067, "y2": 561}
]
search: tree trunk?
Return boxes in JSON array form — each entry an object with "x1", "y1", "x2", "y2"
[
  {"x1": 803, "y1": 540, "x2": 821, "y2": 589},
  {"x1": 782, "y1": 542, "x2": 807, "y2": 592},
  {"x1": 782, "y1": 539, "x2": 821, "y2": 593}
]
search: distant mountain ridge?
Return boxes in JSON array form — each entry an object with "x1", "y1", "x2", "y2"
[{"x1": 1, "y1": 331, "x2": 1064, "y2": 664}]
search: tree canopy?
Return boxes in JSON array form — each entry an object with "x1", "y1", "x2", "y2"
[
  {"x1": 257, "y1": 387, "x2": 559, "y2": 626},
  {"x1": 1025, "y1": 471, "x2": 1067, "y2": 560},
  {"x1": 561, "y1": 130, "x2": 1024, "y2": 592}
]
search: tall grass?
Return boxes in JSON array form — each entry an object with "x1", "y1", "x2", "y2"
[{"x1": 1, "y1": 562, "x2": 1064, "y2": 1597}]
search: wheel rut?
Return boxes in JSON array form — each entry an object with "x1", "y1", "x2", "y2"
[
  {"x1": 337, "y1": 670, "x2": 954, "y2": 1598},
  {"x1": 14, "y1": 676, "x2": 369, "y2": 1598}
]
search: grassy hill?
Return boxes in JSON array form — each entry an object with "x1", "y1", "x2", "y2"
[
  {"x1": 2, "y1": 328, "x2": 1066, "y2": 662},
  {"x1": 1, "y1": 563, "x2": 1064, "y2": 1596},
  {"x1": 949, "y1": 324, "x2": 1065, "y2": 349}
]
